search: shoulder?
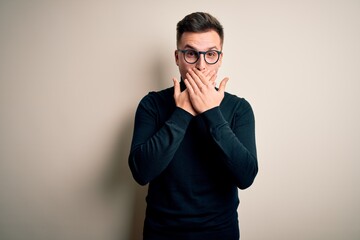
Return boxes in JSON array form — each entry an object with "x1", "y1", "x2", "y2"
[
  {"x1": 220, "y1": 92, "x2": 255, "y2": 126},
  {"x1": 222, "y1": 92, "x2": 253, "y2": 113},
  {"x1": 139, "y1": 86, "x2": 174, "y2": 106},
  {"x1": 136, "y1": 86, "x2": 175, "y2": 117}
]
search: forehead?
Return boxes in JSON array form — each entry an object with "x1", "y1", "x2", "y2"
[{"x1": 178, "y1": 30, "x2": 222, "y2": 50}]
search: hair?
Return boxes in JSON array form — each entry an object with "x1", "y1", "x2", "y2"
[{"x1": 176, "y1": 12, "x2": 224, "y2": 47}]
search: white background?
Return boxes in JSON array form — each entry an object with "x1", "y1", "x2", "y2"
[{"x1": 1, "y1": 0, "x2": 359, "y2": 239}]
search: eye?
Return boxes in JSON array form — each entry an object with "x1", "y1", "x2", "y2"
[
  {"x1": 186, "y1": 50, "x2": 198, "y2": 58},
  {"x1": 206, "y1": 51, "x2": 217, "y2": 58}
]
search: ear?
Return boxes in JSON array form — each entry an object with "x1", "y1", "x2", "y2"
[
  {"x1": 218, "y1": 52, "x2": 223, "y2": 68},
  {"x1": 175, "y1": 50, "x2": 179, "y2": 66}
]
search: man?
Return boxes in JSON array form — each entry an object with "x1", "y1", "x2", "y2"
[{"x1": 129, "y1": 12, "x2": 258, "y2": 240}]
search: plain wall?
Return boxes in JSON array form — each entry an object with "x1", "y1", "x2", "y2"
[{"x1": 1, "y1": 0, "x2": 359, "y2": 239}]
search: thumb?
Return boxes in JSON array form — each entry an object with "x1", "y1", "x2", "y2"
[
  {"x1": 173, "y1": 77, "x2": 180, "y2": 97},
  {"x1": 218, "y1": 77, "x2": 229, "y2": 93}
]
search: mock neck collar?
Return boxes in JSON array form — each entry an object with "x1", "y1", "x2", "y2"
[{"x1": 180, "y1": 78, "x2": 186, "y2": 91}]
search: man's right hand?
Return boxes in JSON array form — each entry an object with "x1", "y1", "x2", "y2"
[{"x1": 173, "y1": 77, "x2": 196, "y2": 116}]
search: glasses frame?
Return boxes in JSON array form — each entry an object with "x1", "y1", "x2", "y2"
[{"x1": 177, "y1": 49, "x2": 222, "y2": 65}]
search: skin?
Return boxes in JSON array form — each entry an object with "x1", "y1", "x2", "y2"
[{"x1": 173, "y1": 30, "x2": 229, "y2": 116}]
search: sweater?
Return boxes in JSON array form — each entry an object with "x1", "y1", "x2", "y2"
[{"x1": 129, "y1": 81, "x2": 258, "y2": 239}]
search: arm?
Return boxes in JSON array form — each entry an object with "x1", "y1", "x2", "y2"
[
  {"x1": 202, "y1": 102, "x2": 258, "y2": 189},
  {"x1": 183, "y1": 68, "x2": 257, "y2": 188},
  {"x1": 128, "y1": 95, "x2": 193, "y2": 185}
]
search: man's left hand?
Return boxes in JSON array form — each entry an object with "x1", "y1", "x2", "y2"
[{"x1": 184, "y1": 68, "x2": 229, "y2": 114}]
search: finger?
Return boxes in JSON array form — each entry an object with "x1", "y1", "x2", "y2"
[
  {"x1": 186, "y1": 72, "x2": 201, "y2": 93},
  {"x1": 209, "y1": 72, "x2": 217, "y2": 85},
  {"x1": 173, "y1": 77, "x2": 180, "y2": 97},
  {"x1": 218, "y1": 77, "x2": 229, "y2": 93},
  {"x1": 188, "y1": 69, "x2": 207, "y2": 90},
  {"x1": 184, "y1": 78, "x2": 195, "y2": 94},
  {"x1": 197, "y1": 69, "x2": 211, "y2": 81},
  {"x1": 203, "y1": 70, "x2": 215, "y2": 85},
  {"x1": 201, "y1": 69, "x2": 217, "y2": 86},
  {"x1": 205, "y1": 70, "x2": 216, "y2": 78},
  {"x1": 204, "y1": 70, "x2": 211, "y2": 78},
  {"x1": 192, "y1": 68, "x2": 209, "y2": 86}
]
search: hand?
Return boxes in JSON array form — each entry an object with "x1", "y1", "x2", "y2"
[
  {"x1": 184, "y1": 68, "x2": 229, "y2": 114},
  {"x1": 173, "y1": 77, "x2": 196, "y2": 116}
]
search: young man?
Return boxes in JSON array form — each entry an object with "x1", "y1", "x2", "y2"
[{"x1": 129, "y1": 12, "x2": 258, "y2": 240}]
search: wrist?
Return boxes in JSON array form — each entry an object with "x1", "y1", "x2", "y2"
[{"x1": 177, "y1": 104, "x2": 196, "y2": 116}]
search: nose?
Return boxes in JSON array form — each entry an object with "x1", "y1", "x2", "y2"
[{"x1": 195, "y1": 54, "x2": 206, "y2": 71}]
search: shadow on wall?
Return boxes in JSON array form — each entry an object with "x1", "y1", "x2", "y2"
[
  {"x1": 99, "y1": 114, "x2": 148, "y2": 240},
  {"x1": 100, "y1": 53, "x2": 174, "y2": 240}
]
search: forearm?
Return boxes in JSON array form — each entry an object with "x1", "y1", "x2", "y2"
[
  {"x1": 202, "y1": 107, "x2": 258, "y2": 189},
  {"x1": 129, "y1": 107, "x2": 192, "y2": 185}
]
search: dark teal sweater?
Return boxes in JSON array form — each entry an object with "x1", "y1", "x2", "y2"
[{"x1": 129, "y1": 81, "x2": 258, "y2": 239}]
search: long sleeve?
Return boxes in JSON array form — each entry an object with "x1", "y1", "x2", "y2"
[
  {"x1": 130, "y1": 90, "x2": 258, "y2": 237},
  {"x1": 201, "y1": 100, "x2": 258, "y2": 189},
  {"x1": 128, "y1": 93, "x2": 193, "y2": 185}
]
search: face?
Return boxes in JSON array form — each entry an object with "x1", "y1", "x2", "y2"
[{"x1": 175, "y1": 30, "x2": 223, "y2": 80}]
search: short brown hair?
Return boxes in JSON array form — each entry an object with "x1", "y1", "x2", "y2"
[{"x1": 176, "y1": 12, "x2": 224, "y2": 47}]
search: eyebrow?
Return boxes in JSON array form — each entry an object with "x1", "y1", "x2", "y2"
[{"x1": 183, "y1": 44, "x2": 219, "y2": 51}]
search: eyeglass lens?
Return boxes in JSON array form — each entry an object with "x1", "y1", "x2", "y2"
[{"x1": 183, "y1": 50, "x2": 220, "y2": 64}]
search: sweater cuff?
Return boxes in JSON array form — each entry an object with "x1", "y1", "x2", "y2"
[
  {"x1": 201, "y1": 107, "x2": 227, "y2": 129},
  {"x1": 168, "y1": 107, "x2": 193, "y2": 129}
]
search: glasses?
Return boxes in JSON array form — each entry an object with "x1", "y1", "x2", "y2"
[{"x1": 177, "y1": 49, "x2": 222, "y2": 65}]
